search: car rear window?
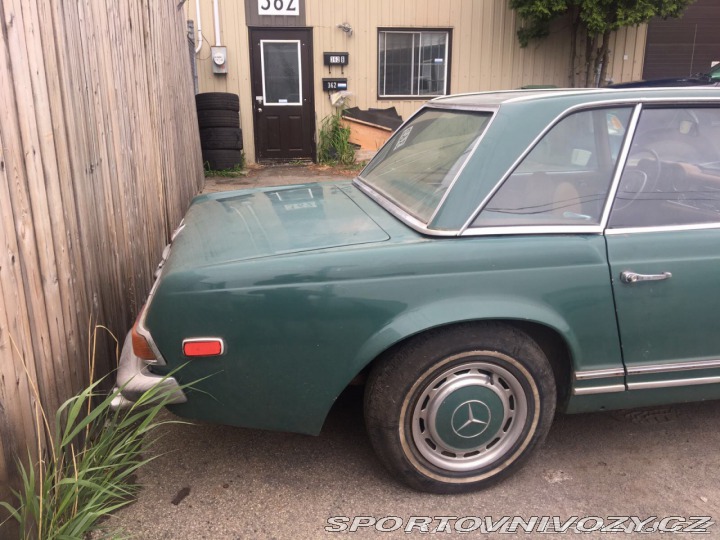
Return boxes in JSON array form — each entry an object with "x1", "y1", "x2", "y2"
[{"x1": 359, "y1": 108, "x2": 492, "y2": 223}]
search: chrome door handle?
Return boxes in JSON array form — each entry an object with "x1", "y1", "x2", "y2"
[{"x1": 620, "y1": 271, "x2": 672, "y2": 284}]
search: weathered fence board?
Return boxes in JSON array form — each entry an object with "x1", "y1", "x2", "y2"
[{"x1": 0, "y1": 0, "x2": 204, "y2": 510}]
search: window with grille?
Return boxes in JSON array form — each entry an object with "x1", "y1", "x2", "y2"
[{"x1": 378, "y1": 30, "x2": 450, "y2": 98}]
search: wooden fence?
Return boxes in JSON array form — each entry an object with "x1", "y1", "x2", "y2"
[{"x1": 0, "y1": 0, "x2": 203, "y2": 506}]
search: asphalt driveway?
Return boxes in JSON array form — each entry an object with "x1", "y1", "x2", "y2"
[{"x1": 108, "y1": 388, "x2": 719, "y2": 539}]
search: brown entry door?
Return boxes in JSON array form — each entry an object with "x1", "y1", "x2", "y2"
[{"x1": 250, "y1": 28, "x2": 315, "y2": 161}]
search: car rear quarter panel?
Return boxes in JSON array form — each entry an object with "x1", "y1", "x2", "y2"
[{"x1": 146, "y1": 233, "x2": 621, "y2": 435}]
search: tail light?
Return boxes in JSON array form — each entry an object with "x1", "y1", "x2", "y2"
[{"x1": 132, "y1": 308, "x2": 157, "y2": 361}]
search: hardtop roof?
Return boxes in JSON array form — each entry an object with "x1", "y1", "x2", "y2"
[{"x1": 428, "y1": 87, "x2": 720, "y2": 109}]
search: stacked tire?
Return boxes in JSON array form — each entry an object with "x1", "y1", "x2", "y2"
[{"x1": 196, "y1": 92, "x2": 243, "y2": 170}]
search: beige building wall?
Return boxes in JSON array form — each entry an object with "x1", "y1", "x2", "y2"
[{"x1": 186, "y1": 0, "x2": 647, "y2": 164}]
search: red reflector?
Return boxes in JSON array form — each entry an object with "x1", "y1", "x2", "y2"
[{"x1": 183, "y1": 339, "x2": 224, "y2": 357}]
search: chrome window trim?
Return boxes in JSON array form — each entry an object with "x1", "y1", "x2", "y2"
[
  {"x1": 573, "y1": 384, "x2": 626, "y2": 396},
  {"x1": 604, "y1": 100, "x2": 720, "y2": 232},
  {"x1": 628, "y1": 375, "x2": 720, "y2": 391},
  {"x1": 626, "y1": 358, "x2": 720, "y2": 375},
  {"x1": 460, "y1": 100, "x2": 642, "y2": 234},
  {"x1": 460, "y1": 225, "x2": 604, "y2": 237},
  {"x1": 574, "y1": 367, "x2": 625, "y2": 381},
  {"x1": 355, "y1": 105, "x2": 496, "y2": 234},
  {"x1": 606, "y1": 222, "x2": 720, "y2": 235},
  {"x1": 461, "y1": 97, "x2": 720, "y2": 235},
  {"x1": 353, "y1": 179, "x2": 457, "y2": 236},
  {"x1": 355, "y1": 96, "x2": 720, "y2": 237},
  {"x1": 597, "y1": 104, "x2": 643, "y2": 229}
]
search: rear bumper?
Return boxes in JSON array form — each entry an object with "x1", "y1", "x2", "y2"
[{"x1": 111, "y1": 333, "x2": 186, "y2": 409}]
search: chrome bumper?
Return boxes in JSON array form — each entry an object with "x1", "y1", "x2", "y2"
[{"x1": 111, "y1": 333, "x2": 187, "y2": 409}]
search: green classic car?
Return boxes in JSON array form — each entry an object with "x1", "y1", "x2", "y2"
[{"x1": 116, "y1": 88, "x2": 720, "y2": 493}]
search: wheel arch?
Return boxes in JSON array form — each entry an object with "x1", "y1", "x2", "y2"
[{"x1": 344, "y1": 299, "x2": 578, "y2": 410}]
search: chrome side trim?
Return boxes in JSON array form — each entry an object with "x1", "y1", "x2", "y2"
[
  {"x1": 182, "y1": 337, "x2": 226, "y2": 356},
  {"x1": 352, "y1": 179, "x2": 458, "y2": 236},
  {"x1": 598, "y1": 104, "x2": 643, "y2": 229},
  {"x1": 574, "y1": 367, "x2": 626, "y2": 381},
  {"x1": 573, "y1": 384, "x2": 626, "y2": 396},
  {"x1": 627, "y1": 358, "x2": 720, "y2": 375},
  {"x1": 628, "y1": 375, "x2": 720, "y2": 391},
  {"x1": 606, "y1": 222, "x2": 720, "y2": 235}
]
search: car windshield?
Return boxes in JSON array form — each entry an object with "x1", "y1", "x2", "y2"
[{"x1": 359, "y1": 108, "x2": 492, "y2": 223}]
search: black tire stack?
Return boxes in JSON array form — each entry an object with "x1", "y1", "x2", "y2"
[{"x1": 196, "y1": 92, "x2": 243, "y2": 170}]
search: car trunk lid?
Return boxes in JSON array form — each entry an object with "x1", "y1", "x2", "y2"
[{"x1": 165, "y1": 183, "x2": 390, "y2": 269}]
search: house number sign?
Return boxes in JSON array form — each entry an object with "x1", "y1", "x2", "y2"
[{"x1": 258, "y1": 0, "x2": 299, "y2": 16}]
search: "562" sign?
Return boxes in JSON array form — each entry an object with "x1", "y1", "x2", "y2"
[{"x1": 258, "y1": 0, "x2": 299, "y2": 16}]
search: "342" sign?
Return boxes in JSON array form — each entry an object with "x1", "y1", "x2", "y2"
[{"x1": 258, "y1": 0, "x2": 299, "y2": 16}]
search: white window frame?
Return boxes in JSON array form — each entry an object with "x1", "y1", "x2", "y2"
[{"x1": 378, "y1": 29, "x2": 450, "y2": 99}]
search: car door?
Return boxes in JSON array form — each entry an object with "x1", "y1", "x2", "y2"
[{"x1": 605, "y1": 104, "x2": 720, "y2": 391}]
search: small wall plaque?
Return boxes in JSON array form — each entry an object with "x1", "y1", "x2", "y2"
[
  {"x1": 322, "y1": 78, "x2": 348, "y2": 91},
  {"x1": 323, "y1": 52, "x2": 349, "y2": 66}
]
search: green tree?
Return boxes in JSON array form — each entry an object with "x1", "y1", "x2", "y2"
[{"x1": 510, "y1": 0, "x2": 695, "y2": 87}]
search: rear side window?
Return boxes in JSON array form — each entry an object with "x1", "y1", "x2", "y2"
[
  {"x1": 360, "y1": 108, "x2": 492, "y2": 223},
  {"x1": 473, "y1": 108, "x2": 632, "y2": 227},
  {"x1": 608, "y1": 107, "x2": 720, "y2": 229}
]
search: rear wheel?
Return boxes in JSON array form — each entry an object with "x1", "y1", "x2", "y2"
[{"x1": 364, "y1": 323, "x2": 556, "y2": 493}]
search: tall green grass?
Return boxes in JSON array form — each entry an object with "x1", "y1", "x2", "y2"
[{"x1": 0, "y1": 328, "x2": 191, "y2": 539}]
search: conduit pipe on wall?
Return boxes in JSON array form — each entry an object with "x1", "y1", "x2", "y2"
[
  {"x1": 213, "y1": 0, "x2": 221, "y2": 46},
  {"x1": 195, "y1": 0, "x2": 203, "y2": 54}
]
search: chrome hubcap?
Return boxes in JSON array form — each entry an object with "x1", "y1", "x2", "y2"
[{"x1": 411, "y1": 355, "x2": 528, "y2": 472}]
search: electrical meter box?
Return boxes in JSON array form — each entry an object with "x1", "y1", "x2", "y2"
[{"x1": 211, "y1": 46, "x2": 228, "y2": 75}]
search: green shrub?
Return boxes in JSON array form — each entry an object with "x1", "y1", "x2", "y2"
[{"x1": 318, "y1": 111, "x2": 355, "y2": 165}]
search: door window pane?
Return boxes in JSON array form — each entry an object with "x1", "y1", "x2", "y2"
[
  {"x1": 262, "y1": 41, "x2": 301, "y2": 105},
  {"x1": 473, "y1": 108, "x2": 632, "y2": 227},
  {"x1": 608, "y1": 107, "x2": 720, "y2": 229},
  {"x1": 378, "y1": 30, "x2": 449, "y2": 98}
]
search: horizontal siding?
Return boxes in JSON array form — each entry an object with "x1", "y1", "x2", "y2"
[{"x1": 188, "y1": 0, "x2": 646, "y2": 163}]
